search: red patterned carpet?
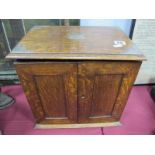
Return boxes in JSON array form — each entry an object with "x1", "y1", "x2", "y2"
[{"x1": 0, "y1": 85, "x2": 155, "y2": 135}]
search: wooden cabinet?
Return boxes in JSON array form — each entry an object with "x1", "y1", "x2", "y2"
[
  {"x1": 15, "y1": 61, "x2": 141, "y2": 127},
  {"x1": 6, "y1": 26, "x2": 145, "y2": 128}
]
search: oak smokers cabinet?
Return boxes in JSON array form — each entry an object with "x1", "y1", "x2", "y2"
[{"x1": 6, "y1": 26, "x2": 145, "y2": 128}]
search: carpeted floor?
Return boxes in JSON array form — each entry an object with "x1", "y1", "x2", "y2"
[{"x1": 0, "y1": 85, "x2": 155, "y2": 135}]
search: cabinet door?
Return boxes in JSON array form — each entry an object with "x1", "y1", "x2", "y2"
[
  {"x1": 16, "y1": 63, "x2": 77, "y2": 124},
  {"x1": 78, "y1": 61, "x2": 141, "y2": 123}
]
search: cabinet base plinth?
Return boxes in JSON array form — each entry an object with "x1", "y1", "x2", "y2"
[{"x1": 35, "y1": 122, "x2": 121, "y2": 129}]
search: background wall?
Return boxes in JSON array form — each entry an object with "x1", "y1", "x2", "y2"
[{"x1": 80, "y1": 19, "x2": 132, "y2": 36}]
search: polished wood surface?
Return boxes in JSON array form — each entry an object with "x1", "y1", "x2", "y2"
[
  {"x1": 7, "y1": 26, "x2": 144, "y2": 127},
  {"x1": 16, "y1": 61, "x2": 141, "y2": 125},
  {"x1": 78, "y1": 61, "x2": 141, "y2": 123},
  {"x1": 6, "y1": 26, "x2": 145, "y2": 61},
  {"x1": 16, "y1": 63, "x2": 77, "y2": 124}
]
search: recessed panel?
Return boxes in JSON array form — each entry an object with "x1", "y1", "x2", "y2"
[
  {"x1": 90, "y1": 74, "x2": 123, "y2": 117},
  {"x1": 35, "y1": 75, "x2": 67, "y2": 118}
]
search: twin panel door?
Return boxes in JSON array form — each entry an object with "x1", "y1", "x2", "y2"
[{"x1": 16, "y1": 61, "x2": 141, "y2": 124}]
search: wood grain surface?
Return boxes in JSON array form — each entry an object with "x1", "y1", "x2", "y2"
[
  {"x1": 9, "y1": 26, "x2": 144, "y2": 127},
  {"x1": 78, "y1": 61, "x2": 141, "y2": 123},
  {"x1": 16, "y1": 61, "x2": 141, "y2": 125},
  {"x1": 16, "y1": 62, "x2": 77, "y2": 124},
  {"x1": 6, "y1": 26, "x2": 145, "y2": 61}
]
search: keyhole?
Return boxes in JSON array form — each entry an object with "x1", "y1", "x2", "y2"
[{"x1": 81, "y1": 96, "x2": 85, "y2": 99}]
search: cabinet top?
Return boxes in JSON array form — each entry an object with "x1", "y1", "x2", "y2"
[{"x1": 6, "y1": 26, "x2": 145, "y2": 61}]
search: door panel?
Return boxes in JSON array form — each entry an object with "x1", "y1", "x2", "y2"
[
  {"x1": 90, "y1": 74, "x2": 122, "y2": 116},
  {"x1": 35, "y1": 75, "x2": 67, "y2": 117},
  {"x1": 16, "y1": 63, "x2": 77, "y2": 124},
  {"x1": 78, "y1": 61, "x2": 141, "y2": 123}
]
